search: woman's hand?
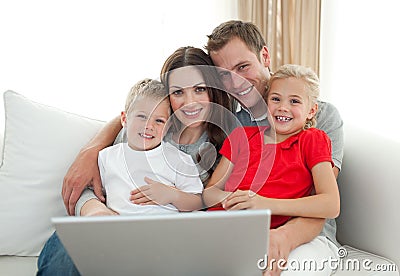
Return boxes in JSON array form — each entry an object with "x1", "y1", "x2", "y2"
[
  {"x1": 130, "y1": 177, "x2": 177, "y2": 206},
  {"x1": 222, "y1": 189, "x2": 267, "y2": 210}
]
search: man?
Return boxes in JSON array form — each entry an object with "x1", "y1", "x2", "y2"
[
  {"x1": 62, "y1": 21, "x2": 343, "y2": 275},
  {"x1": 205, "y1": 20, "x2": 343, "y2": 275}
]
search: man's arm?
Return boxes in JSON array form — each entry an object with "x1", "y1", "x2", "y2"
[
  {"x1": 62, "y1": 116, "x2": 122, "y2": 215},
  {"x1": 266, "y1": 217, "x2": 325, "y2": 275},
  {"x1": 316, "y1": 101, "x2": 344, "y2": 173}
]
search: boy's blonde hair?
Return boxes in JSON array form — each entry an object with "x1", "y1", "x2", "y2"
[
  {"x1": 125, "y1": 78, "x2": 170, "y2": 115},
  {"x1": 267, "y1": 64, "x2": 319, "y2": 129}
]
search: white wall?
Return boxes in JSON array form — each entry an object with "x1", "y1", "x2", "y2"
[
  {"x1": 0, "y1": 0, "x2": 238, "y2": 129},
  {"x1": 321, "y1": 0, "x2": 400, "y2": 265},
  {"x1": 320, "y1": 0, "x2": 400, "y2": 142}
]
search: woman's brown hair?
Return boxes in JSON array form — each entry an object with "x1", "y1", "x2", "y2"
[{"x1": 160, "y1": 46, "x2": 235, "y2": 167}]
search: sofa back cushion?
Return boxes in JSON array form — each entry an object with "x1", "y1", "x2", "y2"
[
  {"x1": 336, "y1": 124, "x2": 400, "y2": 267},
  {"x1": 0, "y1": 91, "x2": 105, "y2": 256}
]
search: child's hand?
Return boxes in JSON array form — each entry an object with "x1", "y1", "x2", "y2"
[
  {"x1": 130, "y1": 177, "x2": 177, "y2": 206},
  {"x1": 87, "y1": 208, "x2": 119, "y2": 216},
  {"x1": 81, "y1": 198, "x2": 119, "y2": 216},
  {"x1": 222, "y1": 190, "x2": 264, "y2": 210}
]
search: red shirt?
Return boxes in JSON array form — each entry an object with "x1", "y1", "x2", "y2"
[{"x1": 219, "y1": 126, "x2": 333, "y2": 228}]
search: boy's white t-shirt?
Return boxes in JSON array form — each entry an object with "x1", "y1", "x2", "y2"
[{"x1": 98, "y1": 141, "x2": 203, "y2": 215}]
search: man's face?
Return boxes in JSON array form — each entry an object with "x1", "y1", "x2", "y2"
[{"x1": 210, "y1": 37, "x2": 271, "y2": 110}]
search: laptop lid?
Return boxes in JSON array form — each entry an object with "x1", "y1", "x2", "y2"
[{"x1": 53, "y1": 210, "x2": 270, "y2": 276}]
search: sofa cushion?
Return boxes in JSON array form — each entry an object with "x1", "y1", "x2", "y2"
[
  {"x1": 0, "y1": 256, "x2": 38, "y2": 276},
  {"x1": 0, "y1": 91, "x2": 105, "y2": 256}
]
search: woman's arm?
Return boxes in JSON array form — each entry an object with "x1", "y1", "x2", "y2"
[
  {"x1": 62, "y1": 116, "x2": 122, "y2": 215},
  {"x1": 130, "y1": 177, "x2": 203, "y2": 212},
  {"x1": 224, "y1": 161, "x2": 340, "y2": 219},
  {"x1": 202, "y1": 156, "x2": 234, "y2": 208}
]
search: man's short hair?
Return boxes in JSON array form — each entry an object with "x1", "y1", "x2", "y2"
[{"x1": 206, "y1": 20, "x2": 266, "y2": 60}]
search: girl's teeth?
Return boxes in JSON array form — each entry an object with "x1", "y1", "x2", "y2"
[{"x1": 276, "y1": 116, "x2": 291, "y2": 122}]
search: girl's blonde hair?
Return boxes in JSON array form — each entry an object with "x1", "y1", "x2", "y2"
[{"x1": 267, "y1": 64, "x2": 319, "y2": 129}]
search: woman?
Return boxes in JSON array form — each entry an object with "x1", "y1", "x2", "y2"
[{"x1": 36, "y1": 46, "x2": 236, "y2": 275}]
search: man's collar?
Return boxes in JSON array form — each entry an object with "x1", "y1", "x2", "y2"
[{"x1": 236, "y1": 103, "x2": 268, "y2": 122}]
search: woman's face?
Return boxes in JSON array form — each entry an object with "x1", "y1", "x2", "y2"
[{"x1": 168, "y1": 66, "x2": 211, "y2": 129}]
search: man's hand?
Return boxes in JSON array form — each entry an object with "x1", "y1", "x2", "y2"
[
  {"x1": 263, "y1": 228, "x2": 291, "y2": 276},
  {"x1": 62, "y1": 146, "x2": 105, "y2": 215},
  {"x1": 62, "y1": 116, "x2": 123, "y2": 215}
]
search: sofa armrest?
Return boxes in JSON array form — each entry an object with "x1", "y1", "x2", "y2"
[{"x1": 336, "y1": 124, "x2": 400, "y2": 268}]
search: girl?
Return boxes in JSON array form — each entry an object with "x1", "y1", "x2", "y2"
[{"x1": 203, "y1": 64, "x2": 340, "y2": 229}]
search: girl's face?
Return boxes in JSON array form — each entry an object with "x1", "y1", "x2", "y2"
[
  {"x1": 266, "y1": 77, "x2": 317, "y2": 141},
  {"x1": 168, "y1": 66, "x2": 211, "y2": 129},
  {"x1": 122, "y1": 97, "x2": 170, "y2": 151}
]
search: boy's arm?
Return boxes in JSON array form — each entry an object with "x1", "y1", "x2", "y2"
[
  {"x1": 80, "y1": 198, "x2": 118, "y2": 216},
  {"x1": 62, "y1": 116, "x2": 122, "y2": 215}
]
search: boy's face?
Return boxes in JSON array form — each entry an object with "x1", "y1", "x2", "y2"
[
  {"x1": 123, "y1": 97, "x2": 170, "y2": 151},
  {"x1": 209, "y1": 37, "x2": 271, "y2": 110}
]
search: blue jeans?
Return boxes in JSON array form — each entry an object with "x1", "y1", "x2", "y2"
[{"x1": 37, "y1": 232, "x2": 80, "y2": 276}]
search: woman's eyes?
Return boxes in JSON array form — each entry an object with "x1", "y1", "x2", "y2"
[
  {"x1": 137, "y1": 114, "x2": 147, "y2": 119},
  {"x1": 170, "y1": 89, "x2": 183, "y2": 95},
  {"x1": 195, "y1": 86, "x2": 207, "y2": 93},
  {"x1": 170, "y1": 87, "x2": 207, "y2": 94}
]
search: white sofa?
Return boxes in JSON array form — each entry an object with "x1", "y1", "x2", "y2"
[{"x1": 0, "y1": 91, "x2": 399, "y2": 275}]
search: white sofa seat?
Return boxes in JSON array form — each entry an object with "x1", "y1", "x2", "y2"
[{"x1": 0, "y1": 256, "x2": 38, "y2": 276}]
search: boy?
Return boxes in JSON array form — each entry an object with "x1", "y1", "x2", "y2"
[{"x1": 85, "y1": 79, "x2": 203, "y2": 216}]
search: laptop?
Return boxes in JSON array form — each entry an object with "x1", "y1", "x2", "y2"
[{"x1": 53, "y1": 210, "x2": 271, "y2": 276}]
